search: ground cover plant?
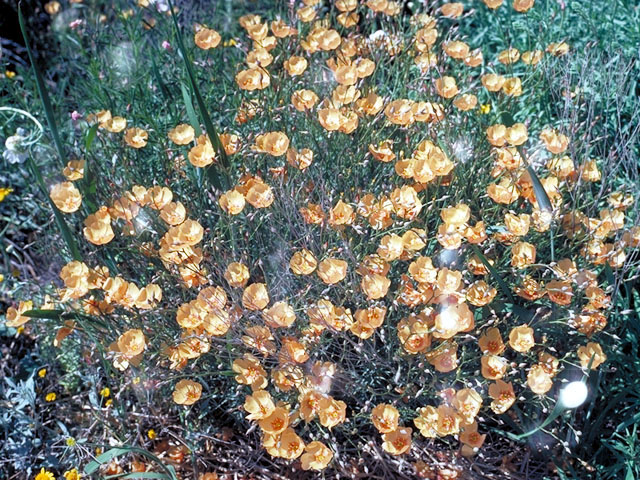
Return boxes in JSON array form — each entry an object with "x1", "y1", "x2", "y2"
[{"x1": 1, "y1": 0, "x2": 640, "y2": 478}]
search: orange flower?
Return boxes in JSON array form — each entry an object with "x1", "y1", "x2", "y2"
[
  {"x1": 489, "y1": 379, "x2": 515, "y2": 413},
  {"x1": 453, "y1": 94, "x2": 477, "y2": 111},
  {"x1": 482, "y1": 74, "x2": 505, "y2": 92},
  {"x1": 194, "y1": 28, "x2": 221, "y2": 49},
  {"x1": 232, "y1": 353, "x2": 267, "y2": 390},
  {"x1": 454, "y1": 389, "x2": 483, "y2": 425},
  {"x1": 527, "y1": 364, "x2": 553, "y2": 394},
  {"x1": 505, "y1": 123, "x2": 528, "y2": 146},
  {"x1": 502, "y1": 77, "x2": 522, "y2": 96},
  {"x1": 577, "y1": 342, "x2": 606, "y2": 369},
  {"x1": 115, "y1": 328, "x2": 145, "y2": 357},
  {"x1": 223, "y1": 262, "x2": 249, "y2": 288},
  {"x1": 50, "y1": 182, "x2": 82, "y2": 213},
  {"x1": 371, "y1": 403, "x2": 399, "y2": 433},
  {"x1": 245, "y1": 181, "x2": 274, "y2": 208},
  {"x1": 124, "y1": 127, "x2": 148, "y2": 148},
  {"x1": 254, "y1": 131, "x2": 289, "y2": 156},
  {"x1": 291, "y1": 89, "x2": 319, "y2": 111},
  {"x1": 5, "y1": 300, "x2": 33, "y2": 328},
  {"x1": 301, "y1": 441, "x2": 333, "y2": 470},
  {"x1": 466, "y1": 280, "x2": 497, "y2": 306},
  {"x1": 511, "y1": 241, "x2": 536, "y2": 268},
  {"x1": 173, "y1": 379, "x2": 202, "y2": 405},
  {"x1": 84, "y1": 207, "x2": 115, "y2": 245},
  {"x1": 278, "y1": 427, "x2": 305, "y2": 460},
  {"x1": 481, "y1": 355, "x2": 507, "y2": 379},
  {"x1": 318, "y1": 397, "x2": 347, "y2": 429},
  {"x1": 329, "y1": 200, "x2": 355, "y2": 226},
  {"x1": 219, "y1": 190, "x2": 246, "y2": 215},
  {"x1": 286, "y1": 147, "x2": 314, "y2": 170},
  {"x1": 168, "y1": 124, "x2": 195, "y2": 145},
  {"x1": 382, "y1": 427, "x2": 412, "y2": 455},
  {"x1": 478, "y1": 327, "x2": 505, "y2": 355},
  {"x1": 508, "y1": 325, "x2": 535, "y2": 353},
  {"x1": 540, "y1": 128, "x2": 569, "y2": 154},
  {"x1": 435, "y1": 405, "x2": 461, "y2": 436},
  {"x1": 103, "y1": 116, "x2": 127, "y2": 133},
  {"x1": 435, "y1": 76, "x2": 458, "y2": 99},
  {"x1": 513, "y1": 0, "x2": 534, "y2": 12},
  {"x1": 242, "y1": 283, "x2": 270, "y2": 310},
  {"x1": 236, "y1": 68, "x2": 270, "y2": 91},
  {"x1": 63, "y1": 159, "x2": 85, "y2": 181},
  {"x1": 414, "y1": 405, "x2": 438, "y2": 438},
  {"x1": 441, "y1": 2, "x2": 463, "y2": 17},
  {"x1": 283, "y1": 56, "x2": 308, "y2": 76},
  {"x1": 546, "y1": 279, "x2": 573, "y2": 305},
  {"x1": 289, "y1": 249, "x2": 317, "y2": 275},
  {"x1": 317, "y1": 258, "x2": 348, "y2": 285},
  {"x1": 244, "y1": 390, "x2": 275, "y2": 420},
  {"x1": 259, "y1": 406, "x2": 289, "y2": 434},
  {"x1": 263, "y1": 301, "x2": 296, "y2": 328},
  {"x1": 460, "y1": 422, "x2": 486, "y2": 452}
]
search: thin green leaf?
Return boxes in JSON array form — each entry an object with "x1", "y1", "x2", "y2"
[
  {"x1": 167, "y1": 0, "x2": 230, "y2": 190},
  {"x1": 85, "y1": 123, "x2": 99, "y2": 151},
  {"x1": 23, "y1": 309, "x2": 64, "y2": 320},
  {"x1": 27, "y1": 157, "x2": 82, "y2": 261},
  {"x1": 18, "y1": 2, "x2": 65, "y2": 166},
  {"x1": 84, "y1": 446, "x2": 178, "y2": 480},
  {"x1": 180, "y1": 82, "x2": 202, "y2": 137},
  {"x1": 526, "y1": 165, "x2": 552, "y2": 212},
  {"x1": 84, "y1": 448, "x2": 131, "y2": 475},
  {"x1": 470, "y1": 245, "x2": 515, "y2": 304},
  {"x1": 151, "y1": 56, "x2": 172, "y2": 102}
]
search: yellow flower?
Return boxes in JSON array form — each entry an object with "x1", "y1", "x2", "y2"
[
  {"x1": 479, "y1": 104, "x2": 491, "y2": 114},
  {"x1": 5, "y1": 70, "x2": 17, "y2": 79},
  {"x1": 66, "y1": 437, "x2": 76, "y2": 447},
  {"x1": 0, "y1": 187, "x2": 14, "y2": 202},
  {"x1": 45, "y1": 392, "x2": 57, "y2": 402},
  {"x1": 100, "y1": 387, "x2": 110, "y2": 398},
  {"x1": 35, "y1": 468, "x2": 56, "y2": 480},
  {"x1": 147, "y1": 429, "x2": 157, "y2": 439},
  {"x1": 63, "y1": 468, "x2": 80, "y2": 480},
  {"x1": 38, "y1": 368, "x2": 47, "y2": 378}
]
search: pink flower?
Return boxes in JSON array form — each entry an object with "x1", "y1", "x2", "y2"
[
  {"x1": 69, "y1": 19, "x2": 84, "y2": 30},
  {"x1": 71, "y1": 111, "x2": 82, "y2": 121},
  {"x1": 162, "y1": 41, "x2": 171, "y2": 50}
]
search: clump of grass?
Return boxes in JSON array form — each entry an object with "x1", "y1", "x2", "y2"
[{"x1": 2, "y1": 0, "x2": 640, "y2": 478}]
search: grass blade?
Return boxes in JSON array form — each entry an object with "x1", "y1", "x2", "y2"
[
  {"x1": 180, "y1": 82, "x2": 202, "y2": 137},
  {"x1": 27, "y1": 157, "x2": 82, "y2": 261},
  {"x1": 84, "y1": 446, "x2": 178, "y2": 480},
  {"x1": 18, "y1": 1, "x2": 65, "y2": 166},
  {"x1": 526, "y1": 165, "x2": 553, "y2": 212},
  {"x1": 470, "y1": 245, "x2": 515, "y2": 304},
  {"x1": 23, "y1": 309, "x2": 64, "y2": 320},
  {"x1": 167, "y1": 0, "x2": 230, "y2": 190}
]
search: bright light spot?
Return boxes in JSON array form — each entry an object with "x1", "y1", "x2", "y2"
[
  {"x1": 438, "y1": 248, "x2": 458, "y2": 265},
  {"x1": 559, "y1": 381, "x2": 588, "y2": 408},
  {"x1": 438, "y1": 307, "x2": 458, "y2": 331}
]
